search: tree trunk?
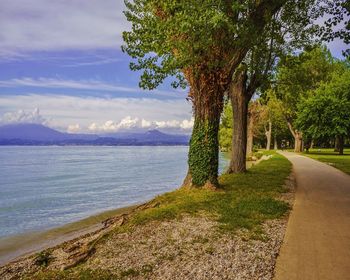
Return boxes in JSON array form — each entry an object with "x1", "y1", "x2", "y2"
[
  {"x1": 265, "y1": 120, "x2": 272, "y2": 150},
  {"x1": 227, "y1": 69, "x2": 250, "y2": 174},
  {"x1": 294, "y1": 131, "x2": 303, "y2": 153},
  {"x1": 182, "y1": 70, "x2": 224, "y2": 189},
  {"x1": 246, "y1": 113, "x2": 254, "y2": 156},
  {"x1": 334, "y1": 137, "x2": 340, "y2": 152},
  {"x1": 287, "y1": 122, "x2": 303, "y2": 153},
  {"x1": 310, "y1": 139, "x2": 314, "y2": 149},
  {"x1": 338, "y1": 135, "x2": 344, "y2": 155},
  {"x1": 274, "y1": 135, "x2": 278, "y2": 150}
]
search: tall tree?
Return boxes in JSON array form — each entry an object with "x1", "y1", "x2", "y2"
[
  {"x1": 227, "y1": 0, "x2": 319, "y2": 173},
  {"x1": 123, "y1": 0, "x2": 293, "y2": 188}
]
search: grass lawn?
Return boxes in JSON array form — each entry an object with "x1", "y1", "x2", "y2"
[{"x1": 302, "y1": 148, "x2": 350, "y2": 175}]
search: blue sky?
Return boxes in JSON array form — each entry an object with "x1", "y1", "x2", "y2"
[{"x1": 0, "y1": 0, "x2": 348, "y2": 133}]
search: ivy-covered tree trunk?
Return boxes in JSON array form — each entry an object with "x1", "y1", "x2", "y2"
[
  {"x1": 182, "y1": 70, "x2": 224, "y2": 189},
  {"x1": 227, "y1": 70, "x2": 250, "y2": 174},
  {"x1": 184, "y1": 115, "x2": 220, "y2": 189}
]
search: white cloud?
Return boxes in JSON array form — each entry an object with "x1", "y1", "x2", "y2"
[
  {"x1": 180, "y1": 118, "x2": 194, "y2": 130},
  {"x1": 101, "y1": 120, "x2": 118, "y2": 132},
  {"x1": 62, "y1": 58, "x2": 122, "y2": 67},
  {"x1": 117, "y1": 116, "x2": 139, "y2": 130},
  {"x1": 0, "y1": 94, "x2": 193, "y2": 133},
  {"x1": 0, "y1": 77, "x2": 137, "y2": 93},
  {"x1": 0, "y1": 77, "x2": 186, "y2": 98},
  {"x1": 67, "y1": 123, "x2": 81, "y2": 133},
  {"x1": 0, "y1": 108, "x2": 48, "y2": 125},
  {"x1": 88, "y1": 122, "x2": 98, "y2": 132},
  {"x1": 141, "y1": 119, "x2": 152, "y2": 128},
  {"x1": 87, "y1": 116, "x2": 194, "y2": 133},
  {"x1": 0, "y1": 0, "x2": 129, "y2": 56}
]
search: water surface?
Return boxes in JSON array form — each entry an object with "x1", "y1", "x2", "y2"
[{"x1": 0, "y1": 146, "x2": 227, "y2": 238}]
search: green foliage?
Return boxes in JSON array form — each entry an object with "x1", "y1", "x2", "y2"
[
  {"x1": 123, "y1": 0, "x2": 232, "y2": 89},
  {"x1": 122, "y1": 0, "x2": 321, "y2": 90},
  {"x1": 272, "y1": 45, "x2": 337, "y2": 145},
  {"x1": 219, "y1": 103, "x2": 233, "y2": 151},
  {"x1": 188, "y1": 119, "x2": 219, "y2": 186},
  {"x1": 296, "y1": 65, "x2": 350, "y2": 140},
  {"x1": 265, "y1": 94, "x2": 289, "y2": 139},
  {"x1": 276, "y1": 46, "x2": 335, "y2": 120}
]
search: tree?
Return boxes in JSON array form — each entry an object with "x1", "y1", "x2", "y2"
[
  {"x1": 296, "y1": 64, "x2": 350, "y2": 155},
  {"x1": 123, "y1": 0, "x2": 292, "y2": 188},
  {"x1": 275, "y1": 46, "x2": 335, "y2": 152},
  {"x1": 226, "y1": 1, "x2": 321, "y2": 173}
]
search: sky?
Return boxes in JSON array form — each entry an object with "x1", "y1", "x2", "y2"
[{"x1": 0, "y1": 0, "x2": 348, "y2": 134}]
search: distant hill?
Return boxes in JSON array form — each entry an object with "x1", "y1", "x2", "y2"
[
  {"x1": 0, "y1": 123, "x2": 189, "y2": 146},
  {"x1": 103, "y1": 129, "x2": 189, "y2": 144},
  {"x1": 0, "y1": 123, "x2": 98, "y2": 142}
]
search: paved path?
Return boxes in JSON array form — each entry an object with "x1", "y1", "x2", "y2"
[{"x1": 274, "y1": 152, "x2": 350, "y2": 280}]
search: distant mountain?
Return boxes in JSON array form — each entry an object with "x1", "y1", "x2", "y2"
[
  {"x1": 103, "y1": 129, "x2": 189, "y2": 144},
  {"x1": 0, "y1": 123, "x2": 189, "y2": 146},
  {"x1": 0, "y1": 123, "x2": 98, "y2": 142}
]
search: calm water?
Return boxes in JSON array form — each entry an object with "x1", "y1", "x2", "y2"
[{"x1": 0, "y1": 146, "x2": 227, "y2": 238}]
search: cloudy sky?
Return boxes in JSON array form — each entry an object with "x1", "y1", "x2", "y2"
[{"x1": 0, "y1": 0, "x2": 347, "y2": 134}]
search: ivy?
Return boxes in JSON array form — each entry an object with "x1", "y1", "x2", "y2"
[{"x1": 188, "y1": 118, "x2": 219, "y2": 187}]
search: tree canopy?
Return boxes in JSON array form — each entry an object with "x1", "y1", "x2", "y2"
[{"x1": 296, "y1": 63, "x2": 350, "y2": 153}]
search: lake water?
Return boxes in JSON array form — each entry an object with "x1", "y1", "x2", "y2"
[{"x1": 0, "y1": 146, "x2": 228, "y2": 239}]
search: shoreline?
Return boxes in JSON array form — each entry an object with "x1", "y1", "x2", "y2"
[
  {"x1": 0, "y1": 205, "x2": 138, "y2": 266},
  {"x1": 0, "y1": 157, "x2": 264, "y2": 267}
]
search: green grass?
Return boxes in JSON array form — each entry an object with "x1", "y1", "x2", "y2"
[
  {"x1": 28, "y1": 151, "x2": 292, "y2": 280},
  {"x1": 302, "y1": 148, "x2": 350, "y2": 175},
  {"x1": 130, "y1": 151, "x2": 291, "y2": 232}
]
